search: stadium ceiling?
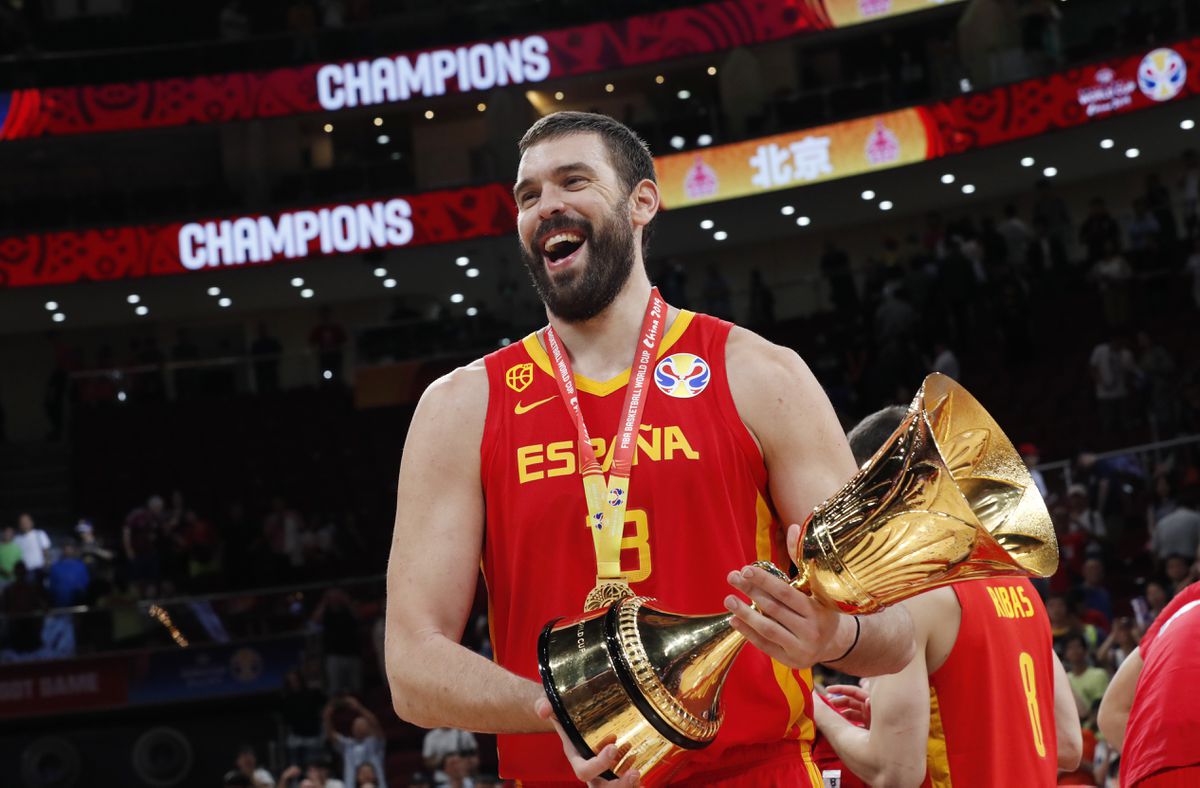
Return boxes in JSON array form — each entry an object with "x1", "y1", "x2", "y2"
[{"x1": 2, "y1": 95, "x2": 1198, "y2": 337}]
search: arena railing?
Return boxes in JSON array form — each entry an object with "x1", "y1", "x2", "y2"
[
  {"x1": 0, "y1": 573, "x2": 386, "y2": 666},
  {"x1": 1036, "y1": 434, "x2": 1200, "y2": 492}
]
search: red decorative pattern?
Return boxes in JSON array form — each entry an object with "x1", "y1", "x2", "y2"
[{"x1": 0, "y1": 184, "x2": 516, "y2": 288}]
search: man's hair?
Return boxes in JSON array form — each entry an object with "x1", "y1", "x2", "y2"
[
  {"x1": 518, "y1": 111, "x2": 657, "y2": 254},
  {"x1": 846, "y1": 405, "x2": 909, "y2": 466}
]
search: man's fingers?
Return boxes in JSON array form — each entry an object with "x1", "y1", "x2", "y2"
[
  {"x1": 727, "y1": 567, "x2": 813, "y2": 631},
  {"x1": 728, "y1": 613, "x2": 791, "y2": 665},
  {"x1": 827, "y1": 684, "x2": 869, "y2": 701}
]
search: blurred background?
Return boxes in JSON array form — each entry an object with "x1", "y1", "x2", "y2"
[{"x1": 0, "y1": 0, "x2": 1198, "y2": 786}]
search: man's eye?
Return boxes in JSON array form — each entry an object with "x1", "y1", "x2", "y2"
[
  {"x1": 565, "y1": 177, "x2": 585, "y2": 187},
  {"x1": 519, "y1": 193, "x2": 538, "y2": 205}
]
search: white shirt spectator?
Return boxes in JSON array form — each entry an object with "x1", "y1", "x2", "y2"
[
  {"x1": 423, "y1": 728, "x2": 478, "y2": 783},
  {"x1": 14, "y1": 527, "x2": 50, "y2": 571},
  {"x1": 1090, "y1": 342, "x2": 1135, "y2": 400},
  {"x1": 334, "y1": 733, "x2": 386, "y2": 788}
]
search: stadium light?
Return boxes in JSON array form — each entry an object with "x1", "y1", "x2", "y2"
[
  {"x1": 699, "y1": 219, "x2": 714, "y2": 230},
  {"x1": 127, "y1": 294, "x2": 140, "y2": 304},
  {"x1": 466, "y1": 268, "x2": 480, "y2": 278},
  {"x1": 424, "y1": 110, "x2": 434, "y2": 119},
  {"x1": 1043, "y1": 166, "x2": 1058, "y2": 177},
  {"x1": 781, "y1": 205, "x2": 795, "y2": 216},
  {"x1": 466, "y1": 307, "x2": 479, "y2": 317},
  {"x1": 713, "y1": 230, "x2": 728, "y2": 241},
  {"x1": 477, "y1": 103, "x2": 487, "y2": 112},
  {"x1": 300, "y1": 288, "x2": 314, "y2": 298},
  {"x1": 218, "y1": 297, "x2": 232, "y2": 308},
  {"x1": 670, "y1": 136, "x2": 685, "y2": 150},
  {"x1": 797, "y1": 216, "x2": 811, "y2": 227},
  {"x1": 1021, "y1": 156, "x2": 1035, "y2": 167},
  {"x1": 1100, "y1": 138, "x2": 1115, "y2": 149},
  {"x1": 135, "y1": 305, "x2": 148, "y2": 316},
  {"x1": 879, "y1": 200, "x2": 894, "y2": 211},
  {"x1": 451, "y1": 293, "x2": 465, "y2": 304},
  {"x1": 707, "y1": 66, "x2": 718, "y2": 76},
  {"x1": 373, "y1": 268, "x2": 386, "y2": 278},
  {"x1": 605, "y1": 83, "x2": 614, "y2": 93},
  {"x1": 52, "y1": 312, "x2": 65, "y2": 322},
  {"x1": 1183, "y1": 119, "x2": 1195, "y2": 130},
  {"x1": 655, "y1": 75, "x2": 665, "y2": 84},
  {"x1": 962, "y1": 184, "x2": 976, "y2": 194},
  {"x1": 323, "y1": 123, "x2": 333, "y2": 133},
  {"x1": 207, "y1": 287, "x2": 221, "y2": 296},
  {"x1": 940, "y1": 173, "x2": 955, "y2": 184},
  {"x1": 677, "y1": 90, "x2": 691, "y2": 100},
  {"x1": 861, "y1": 190, "x2": 875, "y2": 200},
  {"x1": 45, "y1": 301, "x2": 58, "y2": 311},
  {"x1": 383, "y1": 278, "x2": 397, "y2": 288},
  {"x1": 373, "y1": 117, "x2": 383, "y2": 126},
  {"x1": 377, "y1": 134, "x2": 390, "y2": 145},
  {"x1": 1126, "y1": 148, "x2": 1140, "y2": 158},
  {"x1": 323, "y1": 370, "x2": 333, "y2": 380},
  {"x1": 456, "y1": 256, "x2": 470, "y2": 267},
  {"x1": 291, "y1": 277, "x2": 305, "y2": 287},
  {"x1": 697, "y1": 134, "x2": 713, "y2": 146}
]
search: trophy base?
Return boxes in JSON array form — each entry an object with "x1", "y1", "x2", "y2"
[{"x1": 538, "y1": 601, "x2": 710, "y2": 784}]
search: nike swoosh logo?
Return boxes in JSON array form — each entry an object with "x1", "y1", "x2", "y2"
[{"x1": 514, "y1": 396, "x2": 556, "y2": 415}]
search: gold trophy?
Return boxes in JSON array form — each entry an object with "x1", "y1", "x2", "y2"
[{"x1": 538, "y1": 373, "x2": 1059, "y2": 784}]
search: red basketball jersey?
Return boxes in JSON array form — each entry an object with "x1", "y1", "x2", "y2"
[
  {"x1": 1121, "y1": 581, "x2": 1200, "y2": 787},
  {"x1": 480, "y1": 311, "x2": 821, "y2": 785},
  {"x1": 922, "y1": 578, "x2": 1058, "y2": 787}
]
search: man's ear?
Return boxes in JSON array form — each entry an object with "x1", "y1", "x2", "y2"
[{"x1": 629, "y1": 178, "x2": 661, "y2": 230}]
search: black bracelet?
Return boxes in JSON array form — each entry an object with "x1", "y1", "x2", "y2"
[{"x1": 824, "y1": 615, "x2": 861, "y2": 664}]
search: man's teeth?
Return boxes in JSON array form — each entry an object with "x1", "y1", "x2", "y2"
[{"x1": 544, "y1": 232, "x2": 584, "y2": 253}]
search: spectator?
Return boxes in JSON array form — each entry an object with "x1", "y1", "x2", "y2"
[
  {"x1": 407, "y1": 774, "x2": 434, "y2": 788},
  {"x1": 423, "y1": 727, "x2": 479, "y2": 784},
  {"x1": 1164, "y1": 553, "x2": 1195, "y2": 597},
  {"x1": 1080, "y1": 198, "x2": 1120, "y2": 263},
  {"x1": 1126, "y1": 197, "x2": 1161, "y2": 266},
  {"x1": 13, "y1": 512, "x2": 51, "y2": 579},
  {"x1": 1137, "y1": 330, "x2": 1177, "y2": 436},
  {"x1": 46, "y1": 541, "x2": 89, "y2": 608},
  {"x1": 2, "y1": 562, "x2": 46, "y2": 652},
  {"x1": 1089, "y1": 334, "x2": 1137, "y2": 438},
  {"x1": 0, "y1": 527, "x2": 21, "y2": 588},
  {"x1": 1065, "y1": 483, "x2": 1106, "y2": 543},
  {"x1": 1079, "y1": 558, "x2": 1113, "y2": 625},
  {"x1": 225, "y1": 771, "x2": 255, "y2": 788},
  {"x1": 1048, "y1": 592, "x2": 1098, "y2": 657},
  {"x1": 281, "y1": 669, "x2": 327, "y2": 766},
  {"x1": 263, "y1": 497, "x2": 305, "y2": 582},
  {"x1": 324, "y1": 696, "x2": 387, "y2": 788},
  {"x1": 1132, "y1": 579, "x2": 1170, "y2": 634},
  {"x1": 180, "y1": 509, "x2": 222, "y2": 592},
  {"x1": 312, "y1": 588, "x2": 361, "y2": 695},
  {"x1": 75, "y1": 520, "x2": 114, "y2": 581},
  {"x1": 1096, "y1": 615, "x2": 1139, "y2": 672},
  {"x1": 305, "y1": 753, "x2": 345, "y2": 788},
  {"x1": 1150, "y1": 487, "x2": 1200, "y2": 564},
  {"x1": 233, "y1": 744, "x2": 275, "y2": 788},
  {"x1": 1064, "y1": 633, "x2": 1110, "y2": 728},
  {"x1": 354, "y1": 763, "x2": 382, "y2": 788},
  {"x1": 252, "y1": 323, "x2": 284, "y2": 394},
  {"x1": 1026, "y1": 215, "x2": 1068, "y2": 284},
  {"x1": 1032, "y1": 177, "x2": 1072, "y2": 257},
  {"x1": 219, "y1": 0, "x2": 251, "y2": 41},
  {"x1": 309, "y1": 307, "x2": 347, "y2": 384},
  {"x1": 1018, "y1": 443, "x2": 1049, "y2": 501},
  {"x1": 821, "y1": 240, "x2": 858, "y2": 314},
  {"x1": 997, "y1": 203, "x2": 1033, "y2": 267},
  {"x1": 1091, "y1": 241, "x2": 1133, "y2": 327},
  {"x1": 123, "y1": 495, "x2": 165, "y2": 596}
]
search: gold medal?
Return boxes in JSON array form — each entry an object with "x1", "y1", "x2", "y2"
[{"x1": 583, "y1": 577, "x2": 634, "y2": 612}]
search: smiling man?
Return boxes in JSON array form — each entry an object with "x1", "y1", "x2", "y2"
[{"x1": 384, "y1": 111, "x2": 914, "y2": 787}]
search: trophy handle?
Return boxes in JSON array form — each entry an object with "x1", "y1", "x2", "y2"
[{"x1": 750, "y1": 561, "x2": 811, "y2": 597}]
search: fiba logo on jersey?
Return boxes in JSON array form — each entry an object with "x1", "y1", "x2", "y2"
[
  {"x1": 654, "y1": 354, "x2": 711, "y2": 398},
  {"x1": 1138, "y1": 47, "x2": 1186, "y2": 102},
  {"x1": 506, "y1": 363, "x2": 533, "y2": 392}
]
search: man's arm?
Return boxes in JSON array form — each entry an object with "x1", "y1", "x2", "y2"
[
  {"x1": 384, "y1": 362, "x2": 547, "y2": 733},
  {"x1": 813, "y1": 591, "x2": 954, "y2": 788},
  {"x1": 724, "y1": 329, "x2": 915, "y2": 675},
  {"x1": 1052, "y1": 652, "x2": 1083, "y2": 770},
  {"x1": 1098, "y1": 646, "x2": 1143, "y2": 750}
]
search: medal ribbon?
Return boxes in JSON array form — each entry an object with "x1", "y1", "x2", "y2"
[{"x1": 543, "y1": 288, "x2": 666, "y2": 579}]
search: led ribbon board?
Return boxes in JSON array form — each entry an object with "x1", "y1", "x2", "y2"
[{"x1": 0, "y1": 0, "x2": 964, "y2": 141}]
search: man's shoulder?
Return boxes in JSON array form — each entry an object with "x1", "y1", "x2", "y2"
[{"x1": 415, "y1": 359, "x2": 490, "y2": 420}]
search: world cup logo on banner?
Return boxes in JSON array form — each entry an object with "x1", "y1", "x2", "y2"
[
  {"x1": 865, "y1": 120, "x2": 901, "y2": 165},
  {"x1": 684, "y1": 156, "x2": 719, "y2": 200},
  {"x1": 1138, "y1": 48, "x2": 1186, "y2": 102}
]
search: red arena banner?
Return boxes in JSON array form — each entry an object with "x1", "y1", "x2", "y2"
[
  {"x1": 655, "y1": 39, "x2": 1199, "y2": 207},
  {"x1": 0, "y1": 184, "x2": 516, "y2": 288},
  {"x1": 2, "y1": 39, "x2": 1197, "y2": 289},
  {"x1": 0, "y1": 655, "x2": 129, "y2": 719},
  {"x1": 0, "y1": 0, "x2": 964, "y2": 141}
]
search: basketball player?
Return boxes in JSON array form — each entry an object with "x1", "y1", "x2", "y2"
[
  {"x1": 384, "y1": 112, "x2": 916, "y2": 786},
  {"x1": 808, "y1": 406, "x2": 1082, "y2": 786},
  {"x1": 1098, "y1": 579, "x2": 1200, "y2": 787}
]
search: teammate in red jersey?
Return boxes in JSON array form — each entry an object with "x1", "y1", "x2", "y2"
[
  {"x1": 1099, "y1": 579, "x2": 1200, "y2": 787},
  {"x1": 384, "y1": 112, "x2": 915, "y2": 786},
  {"x1": 811, "y1": 406, "x2": 1082, "y2": 787}
]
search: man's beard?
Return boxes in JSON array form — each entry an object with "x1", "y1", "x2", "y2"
[{"x1": 519, "y1": 204, "x2": 636, "y2": 323}]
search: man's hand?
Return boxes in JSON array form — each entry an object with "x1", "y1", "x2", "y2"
[
  {"x1": 725, "y1": 525, "x2": 853, "y2": 668},
  {"x1": 825, "y1": 683, "x2": 872, "y2": 727},
  {"x1": 534, "y1": 696, "x2": 641, "y2": 786}
]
